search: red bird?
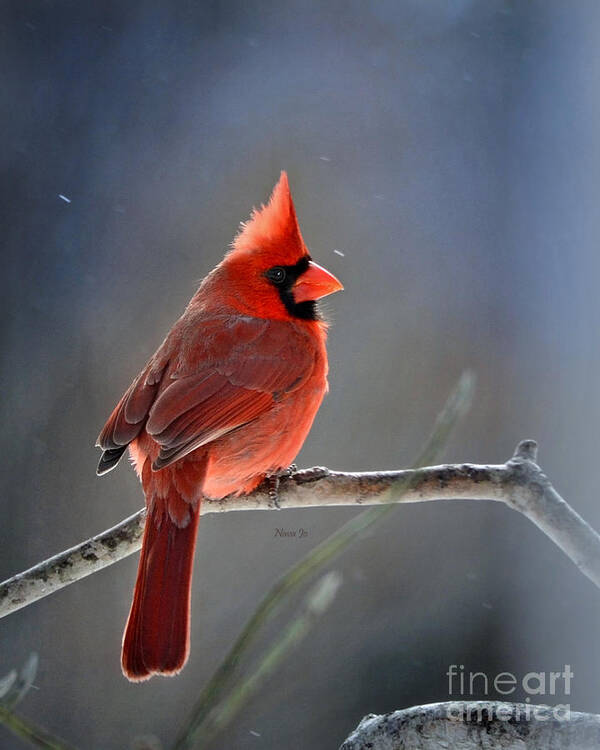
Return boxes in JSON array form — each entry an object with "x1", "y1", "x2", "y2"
[{"x1": 96, "y1": 173, "x2": 343, "y2": 681}]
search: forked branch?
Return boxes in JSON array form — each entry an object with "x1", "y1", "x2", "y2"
[{"x1": 2, "y1": 439, "x2": 600, "y2": 620}]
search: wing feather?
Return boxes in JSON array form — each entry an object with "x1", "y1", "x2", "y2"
[{"x1": 97, "y1": 314, "x2": 316, "y2": 474}]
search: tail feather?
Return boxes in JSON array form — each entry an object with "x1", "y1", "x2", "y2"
[{"x1": 121, "y1": 493, "x2": 201, "y2": 681}]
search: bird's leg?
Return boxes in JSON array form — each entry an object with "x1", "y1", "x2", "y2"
[
  {"x1": 267, "y1": 465, "x2": 298, "y2": 509},
  {"x1": 268, "y1": 475, "x2": 281, "y2": 509}
]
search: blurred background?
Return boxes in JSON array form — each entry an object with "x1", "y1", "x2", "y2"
[{"x1": 2, "y1": 0, "x2": 600, "y2": 747}]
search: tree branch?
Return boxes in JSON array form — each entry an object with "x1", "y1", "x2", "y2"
[
  {"x1": 339, "y1": 702, "x2": 600, "y2": 749},
  {"x1": 2, "y1": 439, "x2": 600, "y2": 620}
]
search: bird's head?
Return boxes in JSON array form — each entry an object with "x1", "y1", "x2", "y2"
[{"x1": 219, "y1": 172, "x2": 343, "y2": 321}]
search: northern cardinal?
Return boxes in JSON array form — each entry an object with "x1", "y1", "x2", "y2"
[{"x1": 96, "y1": 173, "x2": 343, "y2": 681}]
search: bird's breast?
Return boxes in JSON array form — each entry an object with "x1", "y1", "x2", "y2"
[{"x1": 201, "y1": 367, "x2": 327, "y2": 498}]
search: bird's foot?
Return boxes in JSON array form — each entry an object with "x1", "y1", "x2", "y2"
[
  {"x1": 282, "y1": 463, "x2": 298, "y2": 478},
  {"x1": 267, "y1": 465, "x2": 298, "y2": 509},
  {"x1": 268, "y1": 475, "x2": 281, "y2": 509}
]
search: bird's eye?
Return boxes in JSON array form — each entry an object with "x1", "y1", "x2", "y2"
[{"x1": 266, "y1": 266, "x2": 287, "y2": 284}]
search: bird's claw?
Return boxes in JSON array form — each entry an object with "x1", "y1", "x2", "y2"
[
  {"x1": 268, "y1": 475, "x2": 282, "y2": 509},
  {"x1": 267, "y1": 465, "x2": 298, "y2": 509}
]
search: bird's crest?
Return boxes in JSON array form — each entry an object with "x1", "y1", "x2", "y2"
[{"x1": 231, "y1": 172, "x2": 305, "y2": 256}]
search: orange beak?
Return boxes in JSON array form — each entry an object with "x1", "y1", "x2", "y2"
[{"x1": 293, "y1": 260, "x2": 344, "y2": 303}]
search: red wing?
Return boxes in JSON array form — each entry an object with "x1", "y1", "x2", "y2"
[
  {"x1": 96, "y1": 354, "x2": 169, "y2": 473},
  {"x1": 146, "y1": 374, "x2": 274, "y2": 469},
  {"x1": 97, "y1": 314, "x2": 316, "y2": 474},
  {"x1": 147, "y1": 319, "x2": 316, "y2": 469}
]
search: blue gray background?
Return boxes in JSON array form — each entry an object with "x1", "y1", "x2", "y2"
[{"x1": 2, "y1": 1, "x2": 600, "y2": 748}]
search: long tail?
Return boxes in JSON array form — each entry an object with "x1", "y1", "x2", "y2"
[{"x1": 121, "y1": 488, "x2": 201, "y2": 681}]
